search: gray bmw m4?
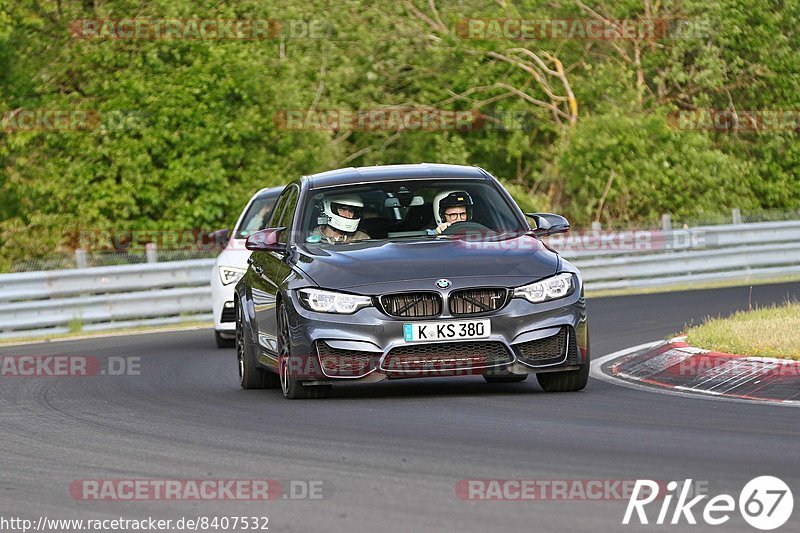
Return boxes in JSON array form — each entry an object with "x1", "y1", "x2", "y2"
[{"x1": 234, "y1": 163, "x2": 589, "y2": 399}]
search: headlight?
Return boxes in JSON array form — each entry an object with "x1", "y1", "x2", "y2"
[
  {"x1": 219, "y1": 266, "x2": 246, "y2": 286},
  {"x1": 513, "y1": 273, "x2": 574, "y2": 303},
  {"x1": 298, "y1": 288, "x2": 372, "y2": 314}
]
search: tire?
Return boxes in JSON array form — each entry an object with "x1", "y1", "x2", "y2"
[
  {"x1": 215, "y1": 330, "x2": 235, "y2": 349},
  {"x1": 277, "y1": 303, "x2": 331, "y2": 400},
  {"x1": 483, "y1": 375, "x2": 528, "y2": 384},
  {"x1": 536, "y1": 361, "x2": 589, "y2": 392},
  {"x1": 236, "y1": 301, "x2": 279, "y2": 390}
]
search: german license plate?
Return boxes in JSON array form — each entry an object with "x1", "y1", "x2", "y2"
[{"x1": 403, "y1": 319, "x2": 491, "y2": 342}]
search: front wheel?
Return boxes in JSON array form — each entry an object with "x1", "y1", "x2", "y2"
[
  {"x1": 277, "y1": 303, "x2": 331, "y2": 400},
  {"x1": 237, "y1": 301, "x2": 279, "y2": 389}
]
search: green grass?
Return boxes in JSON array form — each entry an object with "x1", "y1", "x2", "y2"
[
  {"x1": 66, "y1": 317, "x2": 83, "y2": 334},
  {"x1": 685, "y1": 302, "x2": 800, "y2": 360}
]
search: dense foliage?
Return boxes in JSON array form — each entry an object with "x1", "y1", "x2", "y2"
[{"x1": 1, "y1": 0, "x2": 798, "y2": 269}]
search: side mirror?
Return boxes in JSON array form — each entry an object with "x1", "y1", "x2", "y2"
[
  {"x1": 245, "y1": 227, "x2": 287, "y2": 253},
  {"x1": 209, "y1": 228, "x2": 230, "y2": 250},
  {"x1": 525, "y1": 213, "x2": 570, "y2": 237}
]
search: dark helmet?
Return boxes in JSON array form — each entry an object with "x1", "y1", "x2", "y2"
[{"x1": 434, "y1": 190, "x2": 473, "y2": 225}]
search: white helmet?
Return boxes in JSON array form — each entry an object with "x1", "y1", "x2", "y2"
[
  {"x1": 433, "y1": 190, "x2": 473, "y2": 225},
  {"x1": 322, "y1": 194, "x2": 364, "y2": 233}
]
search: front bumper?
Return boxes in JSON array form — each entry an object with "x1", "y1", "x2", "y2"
[{"x1": 279, "y1": 288, "x2": 588, "y2": 383}]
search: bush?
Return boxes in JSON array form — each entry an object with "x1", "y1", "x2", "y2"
[{"x1": 551, "y1": 113, "x2": 758, "y2": 228}]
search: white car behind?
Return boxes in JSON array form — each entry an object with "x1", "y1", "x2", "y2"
[{"x1": 211, "y1": 186, "x2": 284, "y2": 347}]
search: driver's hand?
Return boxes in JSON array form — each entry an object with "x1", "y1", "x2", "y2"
[{"x1": 435, "y1": 222, "x2": 451, "y2": 234}]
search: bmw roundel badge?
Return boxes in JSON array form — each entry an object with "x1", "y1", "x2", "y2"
[{"x1": 436, "y1": 279, "x2": 451, "y2": 289}]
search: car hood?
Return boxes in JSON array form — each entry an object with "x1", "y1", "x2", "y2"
[{"x1": 293, "y1": 235, "x2": 560, "y2": 292}]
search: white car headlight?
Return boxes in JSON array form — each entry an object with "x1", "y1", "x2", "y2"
[
  {"x1": 513, "y1": 273, "x2": 574, "y2": 303},
  {"x1": 298, "y1": 288, "x2": 372, "y2": 314},
  {"x1": 219, "y1": 266, "x2": 246, "y2": 286}
]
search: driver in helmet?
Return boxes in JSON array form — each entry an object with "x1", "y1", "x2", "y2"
[
  {"x1": 429, "y1": 190, "x2": 474, "y2": 235},
  {"x1": 308, "y1": 194, "x2": 371, "y2": 243}
]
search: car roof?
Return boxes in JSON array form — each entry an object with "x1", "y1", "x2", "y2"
[
  {"x1": 253, "y1": 185, "x2": 286, "y2": 199},
  {"x1": 303, "y1": 163, "x2": 490, "y2": 189}
]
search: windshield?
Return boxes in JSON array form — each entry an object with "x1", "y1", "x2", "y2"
[
  {"x1": 299, "y1": 179, "x2": 526, "y2": 245},
  {"x1": 235, "y1": 195, "x2": 279, "y2": 239}
]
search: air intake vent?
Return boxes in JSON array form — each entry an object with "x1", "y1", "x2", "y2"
[
  {"x1": 514, "y1": 327, "x2": 569, "y2": 367},
  {"x1": 316, "y1": 341, "x2": 376, "y2": 377},
  {"x1": 382, "y1": 341, "x2": 512, "y2": 374}
]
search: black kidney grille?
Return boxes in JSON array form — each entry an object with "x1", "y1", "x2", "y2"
[
  {"x1": 380, "y1": 292, "x2": 442, "y2": 318},
  {"x1": 449, "y1": 288, "x2": 508, "y2": 315},
  {"x1": 514, "y1": 327, "x2": 569, "y2": 366}
]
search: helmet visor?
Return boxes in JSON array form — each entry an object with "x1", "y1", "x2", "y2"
[{"x1": 330, "y1": 202, "x2": 362, "y2": 219}]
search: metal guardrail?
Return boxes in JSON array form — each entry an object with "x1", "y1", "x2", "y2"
[
  {"x1": 1, "y1": 221, "x2": 799, "y2": 339},
  {"x1": 554, "y1": 220, "x2": 800, "y2": 258},
  {"x1": 552, "y1": 220, "x2": 800, "y2": 291},
  {"x1": 0, "y1": 259, "x2": 215, "y2": 301},
  {"x1": 0, "y1": 260, "x2": 214, "y2": 339}
]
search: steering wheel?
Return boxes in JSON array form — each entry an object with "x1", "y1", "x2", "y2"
[{"x1": 441, "y1": 221, "x2": 493, "y2": 236}]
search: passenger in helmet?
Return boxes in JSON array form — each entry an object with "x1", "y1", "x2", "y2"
[
  {"x1": 429, "y1": 190, "x2": 474, "y2": 234},
  {"x1": 308, "y1": 194, "x2": 371, "y2": 243}
]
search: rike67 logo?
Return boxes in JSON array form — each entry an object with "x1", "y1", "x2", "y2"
[{"x1": 624, "y1": 477, "x2": 794, "y2": 530}]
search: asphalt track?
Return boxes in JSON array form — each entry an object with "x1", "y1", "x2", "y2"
[{"x1": 1, "y1": 282, "x2": 799, "y2": 532}]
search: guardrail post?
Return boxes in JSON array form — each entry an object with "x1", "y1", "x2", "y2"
[
  {"x1": 145, "y1": 243, "x2": 158, "y2": 263},
  {"x1": 732, "y1": 208, "x2": 742, "y2": 224},
  {"x1": 75, "y1": 248, "x2": 88, "y2": 269},
  {"x1": 661, "y1": 213, "x2": 672, "y2": 231}
]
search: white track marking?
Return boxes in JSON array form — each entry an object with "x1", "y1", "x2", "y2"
[{"x1": 591, "y1": 341, "x2": 800, "y2": 408}]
